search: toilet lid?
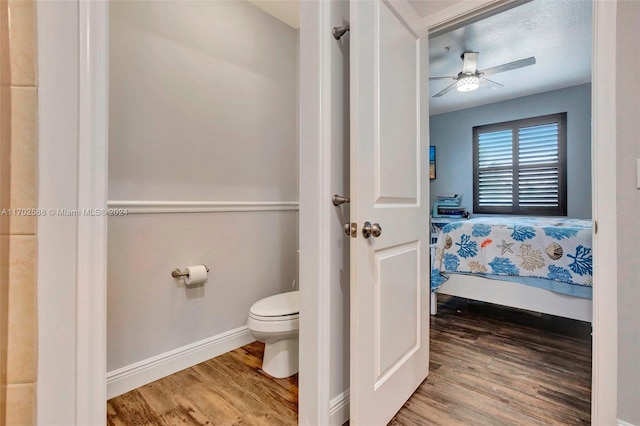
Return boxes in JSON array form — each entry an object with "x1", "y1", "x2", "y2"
[{"x1": 250, "y1": 291, "x2": 299, "y2": 317}]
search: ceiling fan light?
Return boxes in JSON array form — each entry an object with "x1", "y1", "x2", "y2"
[{"x1": 457, "y1": 75, "x2": 480, "y2": 92}]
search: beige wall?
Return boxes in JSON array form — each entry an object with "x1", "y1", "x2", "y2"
[
  {"x1": 0, "y1": 0, "x2": 38, "y2": 424},
  {"x1": 0, "y1": 0, "x2": 10, "y2": 422},
  {"x1": 616, "y1": 1, "x2": 640, "y2": 424}
]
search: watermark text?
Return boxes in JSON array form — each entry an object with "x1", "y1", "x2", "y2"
[{"x1": 1, "y1": 208, "x2": 129, "y2": 217}]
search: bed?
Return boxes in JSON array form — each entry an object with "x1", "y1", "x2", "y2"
[{"x1": 430, "y1": 216, "x2": 593, "y2": 322}]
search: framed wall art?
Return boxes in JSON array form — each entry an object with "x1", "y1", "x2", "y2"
[{"x1": 429, "y1": 146, "x2": 436, "y2": 180}]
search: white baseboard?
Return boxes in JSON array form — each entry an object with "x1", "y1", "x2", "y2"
[
  {"x1": 107, "y1": 326, "x2": 254, "y2": 399},
  {"x1": 618, "y1": 419, "x2": 638, "y2": 426},
  {"x1": 329, "y1": 389, "x2": 350, "y2": 426}
]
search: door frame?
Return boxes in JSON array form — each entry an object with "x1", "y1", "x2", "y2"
[
  {"x1": 298, "y1": 0, "x2": 618, "y2": 424},
  {"x1": 419, "y1": 2, "x2": 618, "y2": 423},
  {"x1": 36, "y1": 0, "x2": 616, "y2": 424},
  {"x1": 299, "y1": 1, "x2": 333, "y2": 425},
  {"x1": 37, "y1": 0, "x2": 109, "y2": 423}
]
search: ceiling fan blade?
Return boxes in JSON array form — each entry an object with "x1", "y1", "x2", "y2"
[
  {"x1": 461, "y1": 52, "x2": 479, "y2": 74},
  {"x1": 481, "y1": 56, "x2": 536, "y2": 76},
  {"x1": 480, "y1": 76, "x2": 504, "y2": 87},
  {"x1": 432, "y1": 81, "x2": 458, "y2": 98},
  {"x1": 429, "y1": 76, "x2": 456, "y2": 81}
]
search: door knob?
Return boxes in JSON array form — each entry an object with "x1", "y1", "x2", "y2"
[{"x1": 362, "y1": 221, "x2": 382, "y2": 239}]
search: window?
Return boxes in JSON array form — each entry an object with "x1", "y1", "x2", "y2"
[{"x1": 473, "y1": 113, "x2": 567, "y2": 216}]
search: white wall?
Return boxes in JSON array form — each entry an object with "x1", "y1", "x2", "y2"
[
  {"x1": 107, "y1": 212, "x2": 297, "y2": 370},
  {"x1": 616, "y1": 1, "x2": 640, "y2": 424},
  {"x1": 109, "y1": 0, "x2": 298, "y2": 202},
  {"x1": 107, "y1": 0, "x2": 299, "y2": 383},
  {"x1": 429, "y1": 84, "x2": 592, "y2": 218}
]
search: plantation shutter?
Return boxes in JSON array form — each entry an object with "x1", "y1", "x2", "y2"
[
  {"x1": 518, "y1": 123, "x2": 560, "y2": 207},
  {"x1": 477, "y1": 129, "x2": 513, "y2": 207},
  {"x1": 473, "y1": 113, "x2": 567, "y2": 215}
]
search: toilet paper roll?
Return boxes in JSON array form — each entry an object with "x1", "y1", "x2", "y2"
[{"x1": 184, "y1": 265, "x2": 208, "y2": 286}]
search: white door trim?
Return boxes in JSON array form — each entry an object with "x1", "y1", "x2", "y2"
[
  {"x1": 298, "y1": 1, "x2": 332, "y2": 424},
  {"x1": 38, "y1": 0, "x2": 109, "y2": 423},
  {"x1": 416, "y1": 0, "x2": 517, "y2": 35},
  {"x1": 590, "y1": 0, "x2": 618, "y2": 423},
  {"x1": 76, "y1": 0, "x2": 109, "y2": 424}
]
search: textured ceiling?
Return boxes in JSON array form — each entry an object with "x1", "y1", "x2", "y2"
[{"x1": 429, "y1": 0, "x2": 592, "y2": 115}]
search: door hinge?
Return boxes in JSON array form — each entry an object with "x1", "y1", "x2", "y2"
[{"x1": 594, "y1": 220, "x2": 598, "y2": 234}]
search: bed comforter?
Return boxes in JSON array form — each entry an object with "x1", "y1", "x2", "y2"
[{"x1": 431, "y1": 216, "x2": 593, "y2": 297}]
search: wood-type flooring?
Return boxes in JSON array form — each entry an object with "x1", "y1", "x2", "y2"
[
  {"x1": 390, "y1": 295, "x2": 592, "y2": 426},
  {"x1": 107, "y1": 294, "x2": 591, "y2": 425},
  {"x1": 107, "y1": 342, "x2": 298, "y2": 426}
]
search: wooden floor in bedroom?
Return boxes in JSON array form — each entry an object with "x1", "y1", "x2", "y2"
[
  {"x1": 107, "y1": 294, "x2": 591, "y2": 426},
  {"x1": 390, "y1": 294, "x2": 592, "y2": 426}
]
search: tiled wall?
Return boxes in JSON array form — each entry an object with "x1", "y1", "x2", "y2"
[
  {"x1": 1, "y1": 0, "x2": 10, "y2": 422},
  {"x1": 1, "y1": 0, "x2": 38, "y2": 424}
]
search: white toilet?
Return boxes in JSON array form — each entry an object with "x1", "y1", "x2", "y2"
[{"x1": 247, "y1": 290, "x2": 299, "y2": 378}]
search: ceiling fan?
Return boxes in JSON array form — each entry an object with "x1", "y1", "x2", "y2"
[{"x1": 430, "y1": 52, "x2": 536, "y2": 98}]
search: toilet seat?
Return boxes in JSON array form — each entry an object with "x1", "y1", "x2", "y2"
[
  {"x1": 249, "y1": 312, "x2": 299, "y2": 322},
  {"x1": 249, "y1": 291, "x2": 299, "y2": 318}
]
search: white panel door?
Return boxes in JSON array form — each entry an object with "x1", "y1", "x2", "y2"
[{"x1": 350, "y1": 1, "x2": 430, "y2": 425}]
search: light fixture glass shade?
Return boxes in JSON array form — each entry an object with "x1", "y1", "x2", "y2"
[{"x1": 457, "y1": 75, "x2": 480, "y2": 92}]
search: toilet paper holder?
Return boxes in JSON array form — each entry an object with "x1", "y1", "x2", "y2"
[{"x1": 171, "y1": 265, "x2": 210, "y2": 279}]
